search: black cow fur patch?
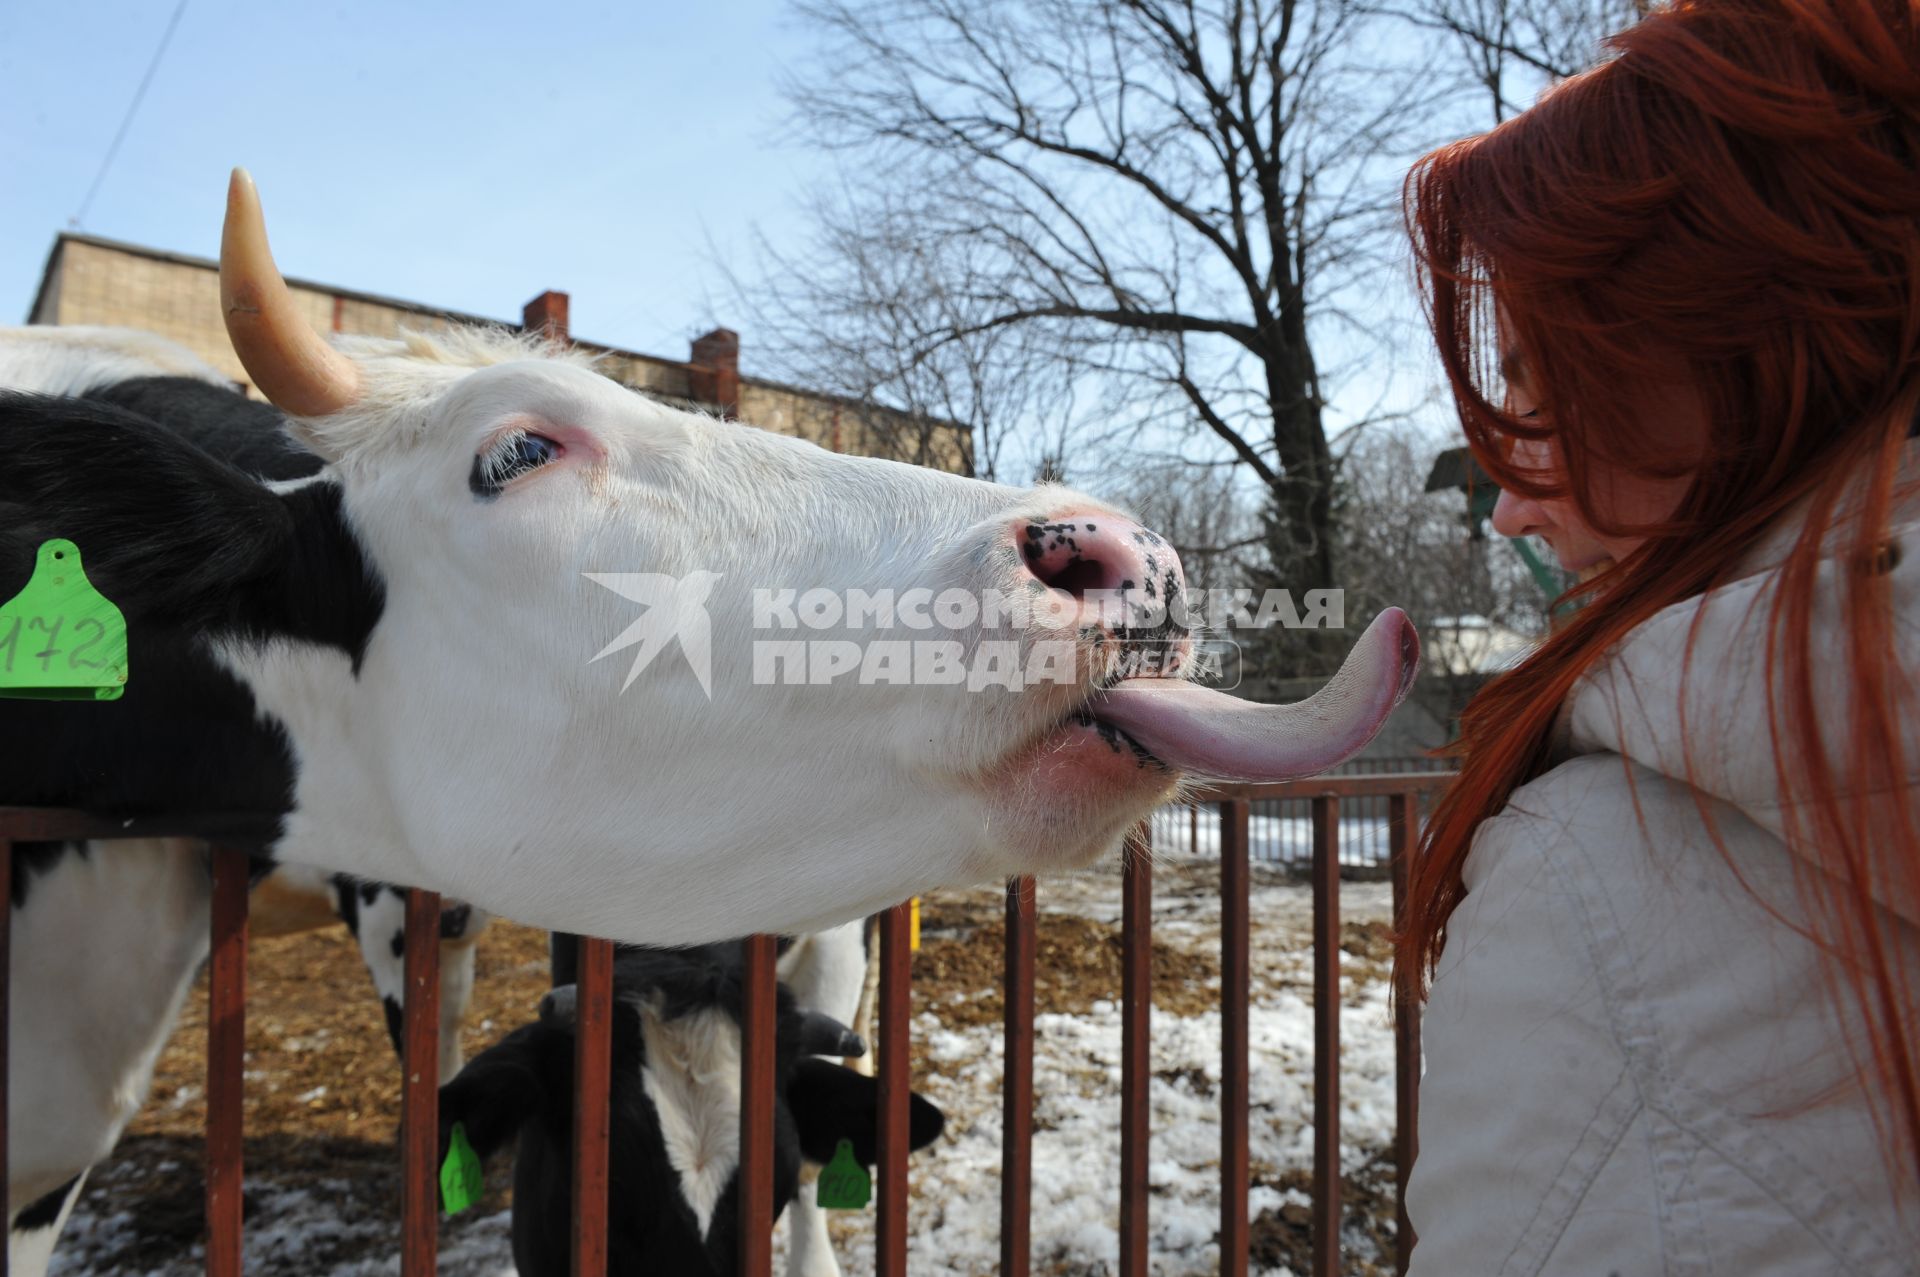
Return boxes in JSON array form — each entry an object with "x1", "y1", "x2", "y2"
[{"x1": 12, "y1": 1174, "x2": 81, "y2": 1233}]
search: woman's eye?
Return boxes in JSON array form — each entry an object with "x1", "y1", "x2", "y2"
[{"x1": 469, "y1": 431, "x2": 564, "y2": 498}]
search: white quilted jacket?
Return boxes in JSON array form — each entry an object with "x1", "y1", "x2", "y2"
[{"x1": 1404, "y1": 485, "x2": 1920, "y2": 1275}]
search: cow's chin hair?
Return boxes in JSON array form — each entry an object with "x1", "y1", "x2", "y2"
[{"x1": 983, "y1": 734, "x2": 1183, "y2": 873}]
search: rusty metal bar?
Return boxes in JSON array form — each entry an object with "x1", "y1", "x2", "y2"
[
  {"x1": 738, "y1": 934, "x2": 778, "y2": 1277},
  {"x1": 400, "y1": 890, "x2": 442, "y2": 1277},
  {"x1": 1311, "y1": 798, "x2": 1342, "y2": 1277},
  {"x1": 0, "y1": 808, "x2": 277, "y2": 842},
  {"x1": 572, "y1": 937, "x2": 614, "y2": 1277},
  {"x1": 1119, "y1": 824, "x2": 1152, "y2": 1277},
  {"x1": 0, "y1": 838, "x2": 10, "y2": 1277},
  {"x1": 1220, "y1": 800, "x2": 1252, "y2": 1274},
  {"x1": 206, "y1": 845, "x2": 250, "y2": 1277},
  {"x1": 1001, "y1": 875, "x2": 1036, "y2": 1277},
  {"x1": 1390, "y1": 792, "x2": 1421, "y2": 1275},
  {"x1": 876, "y1": 902, "x2": 913, "y2": 1277},
  {"x1": 1195, "y1": 773, "x2": 1451, "y2": 803}
]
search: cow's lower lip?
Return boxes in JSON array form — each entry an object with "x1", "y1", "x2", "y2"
[{"x1": 1066, "y1": 709, "x2": 1171, "y2": 771}]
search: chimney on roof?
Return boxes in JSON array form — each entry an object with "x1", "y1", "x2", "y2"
[
  {"x1": 687, "y1": 327, "x2": 741, "y2": 419},
  {"x1": 523, "y1": 290, "x2": 570, "y2": 343}
]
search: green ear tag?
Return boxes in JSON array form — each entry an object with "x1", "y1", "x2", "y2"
[
  {"x1": 439, "y1": 1121, "x2": 484, "y2": 1214},
  {"x1": 0, "y1": 539, "x2": 128, "y2": 701},
  {"x1": 816, "y1": 1139, "x2": 871, "y2": 1211}
]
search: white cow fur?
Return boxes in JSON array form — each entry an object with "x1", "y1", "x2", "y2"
[{"x1": 7, "y1": 840, "x2": 207, "y2": 1220}]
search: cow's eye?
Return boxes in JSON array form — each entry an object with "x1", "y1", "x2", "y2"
[{"x1": 470, "y1": 430, "x2": 563, "y2": 498}]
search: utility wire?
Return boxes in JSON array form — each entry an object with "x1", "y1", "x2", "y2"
[{"x1": 71, "y1": 0, "x2": 190, "y2": 230}]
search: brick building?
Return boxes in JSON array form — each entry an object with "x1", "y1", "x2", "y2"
[{"x1": 26, "y1": 232, "x2": 971, "y2": 474}]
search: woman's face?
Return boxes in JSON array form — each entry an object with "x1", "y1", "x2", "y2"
[{"x1": 1488, "y1": 348, "x2": 1696, "y2": 574}]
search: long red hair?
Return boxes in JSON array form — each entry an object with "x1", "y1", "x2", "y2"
[{"x1": 1403, "y1": 0, "x2": 1920, "y2": 1176}]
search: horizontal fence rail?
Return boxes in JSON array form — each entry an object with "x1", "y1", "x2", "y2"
[{"x1": 0, "y1": 770, "x2": 1449, "y2": 1277}]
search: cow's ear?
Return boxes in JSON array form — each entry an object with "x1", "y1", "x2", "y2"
[
  {"x1": 438, "y1": 1022, "x2": 550, "y2": 1162},
  {"x1": 785, "y1": 1059, "x2": 945, "y2": 1165},
  {"x1": 0, "y1": 393, "x2": 382, "y2": 664}
]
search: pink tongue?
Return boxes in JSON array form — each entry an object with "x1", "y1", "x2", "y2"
[{"x1": 1091, "y1": 608, "x2": 1420, "y2": 782}]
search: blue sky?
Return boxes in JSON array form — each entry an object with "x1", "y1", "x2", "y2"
[{"x1": 0, "y1": 0, "x2": 824, "y2": 360}]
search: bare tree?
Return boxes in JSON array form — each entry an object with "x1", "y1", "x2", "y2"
[
  {"x1": 743, "y1": 0, "x2": 1634, "y2": 678},
  {"x1": 726, "y1": 189, "x2": 1082, "y2": 481},
  {"x1": 1380, "y1": 0, "x2": 1637, "y2": 120},
  {"x1": 1106, "y1": 461, "x2": 1264, "y2": 593},
  {"x1": 763, "y1": 0, "x2": 1461, "y2": 612}
]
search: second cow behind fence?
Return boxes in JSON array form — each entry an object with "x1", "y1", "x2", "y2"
[{"x1": 439, "y1": 942, "x2": 945, "y2": 1277}]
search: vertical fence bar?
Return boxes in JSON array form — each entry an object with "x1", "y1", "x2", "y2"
[
  {"x1": 1311, "y1": 798, "x2": 1342, "y2": 1277},
  {"x1": 1189, "y1": 803, "x2": 1199, "y2": 855},
  {"x1": 572, "y1": 937, "x2": 614, "y2": 1277},
  {"x1": 1389, "y1": 792, "x2": 1421, "y2": 1276},
  {"x1": 0, "y1": 837, "x2": 10, "y2": 1277},
  {"x1": 738, "y1": 934, "x2": 778, "y2": 1277},
  {"x1": 1119, "y1": 823, "x2": 1152, "y2": 1277},
  {"x1": 876, "y1": 901, "x2": 914, "y2": 1277},
  {"x1": 400, "y1": 890, "x2": 443, "y2": 1277},
  {"x1": 1001, "y1": 876, "x2": 1036, "y2": 1277},
  {"x1": 1220, "y1": 800, "x2": 1251, "y2": 1274},
  {"x1": 206, "y1": 845, "x2": 250, "y2": 1277}
]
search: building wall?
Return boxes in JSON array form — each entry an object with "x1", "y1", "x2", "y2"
[{"x1": 37, "y1": 237, "x2": 971, "y2": 474}]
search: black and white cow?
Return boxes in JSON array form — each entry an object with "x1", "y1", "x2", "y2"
[
  {"x1": 0, "y1": 171, "x2": 1416, "y2": 1266},
  {"x1": 438, "y1": 943, "x2": 944, "y2": 1277},
  {"x1": 258, "y1": 865, "x2": 491, "y2": 1078}
]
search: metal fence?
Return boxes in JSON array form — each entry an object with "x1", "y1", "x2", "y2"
[
  {"x1": 1154, "y1": 757, "x2": 1454, "y2": 868},
  {"x1": 0, "y1": 769, "x2": 1451, "y2": 1277}
]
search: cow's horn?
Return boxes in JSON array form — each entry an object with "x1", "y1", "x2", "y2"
[{"x1": 220, "y1": 168, "x2": 361, "y2": 417}]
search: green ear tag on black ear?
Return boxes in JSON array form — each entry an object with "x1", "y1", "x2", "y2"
[
  {"x1": 0, "y1": 539, "x2": 128, "y2": 701},
  {"x1": 816, "y1": 1138, "x2": 871, "y2": 1210},
  {"x1": 439, "y1": 1121, "x2": 484, "y2": 1215}
]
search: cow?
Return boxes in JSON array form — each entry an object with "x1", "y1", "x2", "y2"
[
  {"x1": 556, "y1": 920, "x2": 878, "y2": 1277},
  {"x1": 0, "y1": 169, "x2": 1417, "y2": 1265},
  {"x1": 437, "y1": 943, "x2": 946, "y2": 1277},
  {"x1": 255, "y1": 865, "x2": 492, "y2": 1079}
]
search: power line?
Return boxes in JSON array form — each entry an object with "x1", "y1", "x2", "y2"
[{"x1": 70, "y1": 0, "x2": 191, "y2": 230}]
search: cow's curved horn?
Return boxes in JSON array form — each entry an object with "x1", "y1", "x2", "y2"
[{"x1": 220, "y1": 168, "x2": 360, "y2": 417}]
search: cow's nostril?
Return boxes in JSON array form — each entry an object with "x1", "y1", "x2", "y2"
[
  {"x1": 1018, "y1": 512, "x2": 1171, "y2": 602},
  {"x1": 1033, "y1": 553, "x2": 1120, "y2": 598}
]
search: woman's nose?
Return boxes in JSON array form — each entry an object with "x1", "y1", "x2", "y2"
[{"x1": 1491, "y1": 486, "x2": 1552, "y2": 539}]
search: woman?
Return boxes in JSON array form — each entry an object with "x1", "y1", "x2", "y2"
[{"x1": 1399, "y1": 0, "x2": 1920, "y2": 1270}]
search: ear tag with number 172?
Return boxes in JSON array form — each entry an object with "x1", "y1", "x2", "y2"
[{"x1": 0, "y1": 539, "x2": 127, "y2": 701}]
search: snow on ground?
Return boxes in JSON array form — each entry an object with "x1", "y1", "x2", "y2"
[
  {"x1": 49, "y1": 854, "x2": 1403, "y2": 1277},
  {"x1": 807, "y1": 863, "x2": 1402, "y2": 1277}
]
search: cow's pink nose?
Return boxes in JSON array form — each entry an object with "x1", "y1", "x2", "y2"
[{"x1": 1018, "y1": 512, "x2": 1185, "y2": 603}]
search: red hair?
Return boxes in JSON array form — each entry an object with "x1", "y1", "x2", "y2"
[{"x1": 1403, "y1": 0, "x2": 1920, "y2": 1176}]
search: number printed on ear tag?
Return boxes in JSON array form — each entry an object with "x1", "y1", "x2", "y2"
[
  {"x1": 0, "y1": 539, "x2": 128, "y2": 701},
  {"x1": 816, "y1": 1138, "x2": 872, "y2": 1210}
]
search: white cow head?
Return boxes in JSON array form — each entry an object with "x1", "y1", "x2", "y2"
[{"x1": 212, "y1": 170, "x2": 1418, "y2": 942}]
